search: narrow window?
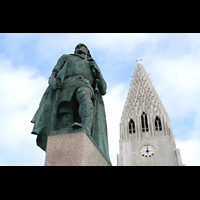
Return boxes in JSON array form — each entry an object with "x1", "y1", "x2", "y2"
[
  {"x1": 145, "y1": 114, "x2": 149, "y2": 131},
  {"x1": 155, "y1": 116, "x2": 162, "y2": 131},
  {"x1": 141, "y1": 114, "x2": 145, "y2": 132},
  {"x1": 129, "y1": 119, "x2": 135, "y2": 133},
  {"x1": 155, "y1": 118, "x2": 158, "y2": 130},
  {"x1": 141, "y1": 112, "x2": 148, "y2": 132}
]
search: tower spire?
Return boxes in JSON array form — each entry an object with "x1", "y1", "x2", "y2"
[{"x1": 117, "y1": 63, "x2": 183, "y2": 166}]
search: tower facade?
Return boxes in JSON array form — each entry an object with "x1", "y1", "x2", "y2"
[{"x1": 117, "y1": 64, "x2": 183, "y2": 166}]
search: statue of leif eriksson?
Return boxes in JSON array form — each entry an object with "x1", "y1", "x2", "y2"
[{"x1": 31, "y1": 43, "x2": 111, "y2": 163}]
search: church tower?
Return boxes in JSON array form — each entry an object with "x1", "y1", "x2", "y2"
[{"x1": 117, "y1": 63, "x2": 183, "y2": 166}]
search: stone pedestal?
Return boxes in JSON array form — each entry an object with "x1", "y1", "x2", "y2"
[{"x1": 45, "y1": 130, "x2": 110, "y2": 166}]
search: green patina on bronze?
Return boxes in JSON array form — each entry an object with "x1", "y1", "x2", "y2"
[{"x1": 31, "y1": 43, "x2": 111, "y2": 163}]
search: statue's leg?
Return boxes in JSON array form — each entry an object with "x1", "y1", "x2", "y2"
[
  {"x1": 75, "y1": 86, "x2": 93, "y2": 135},
  {"x1": 57, "y1": 101, "x2": 76, "y2": 130}
]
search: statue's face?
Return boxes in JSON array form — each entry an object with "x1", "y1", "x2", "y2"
[{"x1": 75, "y1": 44, "x2": 88, "y2": 56}]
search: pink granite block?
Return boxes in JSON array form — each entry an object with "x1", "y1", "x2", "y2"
[{"x1": 45, "y1": 132, "x2": 110, "y2": 166}]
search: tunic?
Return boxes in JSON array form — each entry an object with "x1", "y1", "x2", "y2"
[{"x1": 56, "y1": 54, "x2": 94, "y2": 104}]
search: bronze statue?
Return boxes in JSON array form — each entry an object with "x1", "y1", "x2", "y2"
[{"x1": 31, "y1": 43, "x2": 110, "y2": 162}]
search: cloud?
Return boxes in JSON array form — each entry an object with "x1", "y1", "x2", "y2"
[
  {"x1": 149, "y1": 55, "x2": 200, "y2": 120},
  {"x1": 104, "y1": 83, "x2": 129, "y2": 165},
  {"x1": 34, "y1": 33, "x2": 151, "y2": 62},
  {"x1": 176, "y1": 139, "x2": 200, "y2": 166},
  {"x1": 0, "y1": 58, "x2": 47, "y2": 165}
]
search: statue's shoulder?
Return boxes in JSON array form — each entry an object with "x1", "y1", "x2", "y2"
[
  {"x1": 53, "y1": 54, "x2": 70, "y2": 72},
  {"x1": 58, "y1": 54, "x2": 70, "y2": 62},
  {"x1": 58, "y1": 54, "x2": 79, "y2": 62},
  {"x1": 55, "y1": 54, "x2": 82, "y2": 71},
  {"x1": 57, "y1": 54, "x2": 72, "y2": 65}
]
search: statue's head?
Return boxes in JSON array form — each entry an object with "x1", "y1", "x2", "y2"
[{"x1": 74, "y1": 43, "x2": 92, "y2": 59}]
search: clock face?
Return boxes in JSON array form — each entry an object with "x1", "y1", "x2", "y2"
[{"x1": 140, "y1": 145, "x2": 155, "y2": 157}]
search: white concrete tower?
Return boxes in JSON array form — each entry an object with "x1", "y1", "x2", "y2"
[{"x1": 117, "y1": 63, "x2": 183, "y2": 166}]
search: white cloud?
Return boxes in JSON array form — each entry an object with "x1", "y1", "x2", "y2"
[
  {"x1": 149, "y1": 56, "x2": 200, "y2": 120},
  {"x1": 176, "y1": 139, "x2": 200, "y2": 166},
  {"x1": 34, "y1": 33, "x2": 152, "y2": 63},
  {"x1": 104, "y1": 83, "x2": 129, "y2": 165},
  {"x1": 0, "y1": 58, "x2": 47, "y2": 165}
]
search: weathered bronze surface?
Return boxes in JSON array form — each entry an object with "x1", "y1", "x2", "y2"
[{"x1": 31, "y1": 44, "x2": 111, "y2": 163}]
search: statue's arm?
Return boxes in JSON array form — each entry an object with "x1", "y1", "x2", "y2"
[{"x1": 48, "y1": 54, "x2": 68, "y2": 90}]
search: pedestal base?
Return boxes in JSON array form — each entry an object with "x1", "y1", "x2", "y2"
[{"x1": 45, "y1": 130, "x2": 110, "y2": 166}]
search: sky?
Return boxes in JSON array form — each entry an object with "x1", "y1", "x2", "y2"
[{"x1": 0, "y1": 33, "x2": 200, "y2": 166}]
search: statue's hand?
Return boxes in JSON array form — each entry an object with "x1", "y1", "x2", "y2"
[
  {"x1": 56, "y1": 78, "x2": 63, "y2": 89},
  {"x1": 49, "y1": 72, "x2": 63, "y2": 90}
]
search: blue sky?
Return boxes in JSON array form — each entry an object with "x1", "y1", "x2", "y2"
[{"x1": 0, "y1": 33, "x2": 200, "y2": 165}]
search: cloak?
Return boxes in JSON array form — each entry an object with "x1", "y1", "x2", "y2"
[{"x1": 31, "y1": 55, "x2": 111, "y2": 164}]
